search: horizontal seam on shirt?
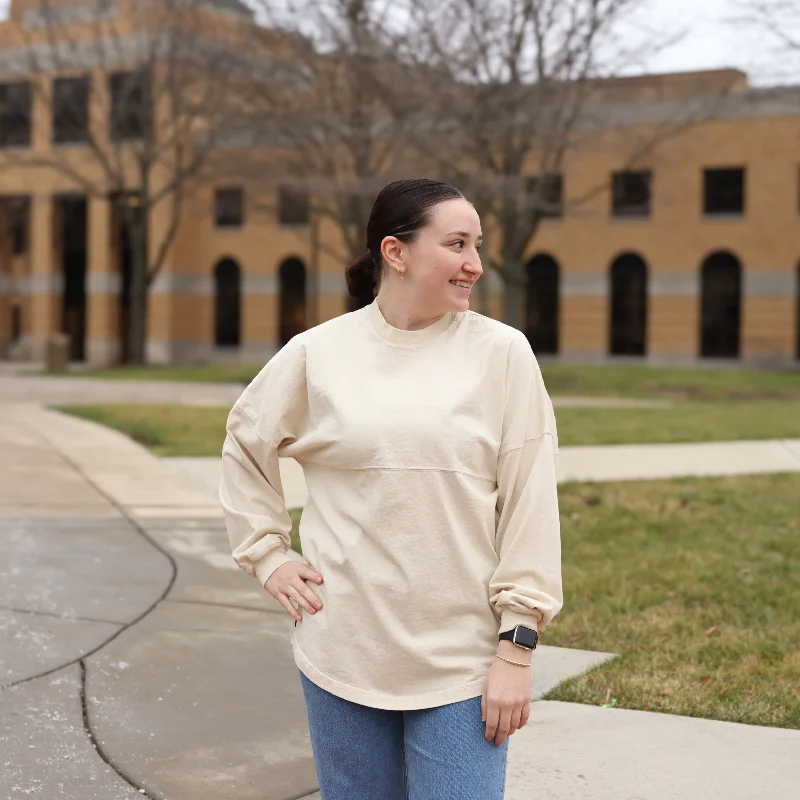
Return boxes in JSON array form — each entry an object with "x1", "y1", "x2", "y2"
[
  {"x1": 301, "y1": 457, "x2": 495, "y2": 483},
  {"x1": 498, "y1": 430, "x2": 557, "y2": 459}
]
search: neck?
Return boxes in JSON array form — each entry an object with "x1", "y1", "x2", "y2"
[{"x1": 375, "y1": 290, "x2": 446, "y2": 332}]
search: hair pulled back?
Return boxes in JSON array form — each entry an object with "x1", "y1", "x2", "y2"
[{"x1": 345, "y1": 178, "x2": 464, "y2": 307}]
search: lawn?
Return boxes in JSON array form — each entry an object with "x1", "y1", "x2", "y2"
[
  {"x1": 54, "y1": 400, "x2": 800, "y2": 456},
  {"x1": 540, "y1": 473, "x2": 800, "y2": 729},
  {"x1": 56, "y1": 361, "x2": 800, "y2": 401}
]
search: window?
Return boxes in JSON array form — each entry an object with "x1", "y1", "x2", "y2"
[
  {"x1": 612, "y1": 171, "x2": 651, "y2": 217},
  {"x1": 53, "y1": 76, "x2": 90, "y2": 144},
  {"x1": 278, "y1": 185, "x2": 310, "y2": 226},
  {"x1": 704, "y1": 168, "x2": 745, "y2": 215},
  {"x1": 214, "y1": 187, "x2": 244, "y2": 227},
  {"x1": 109, "y1": 71, "x2": 150, "y2": 141},
  {"x1": 10, "y1": 196, "x2": 30, "y2": 254},
  {"x1": 0, "y1": 81, "x2": 32, "y2": 148},
  {"x1": 526, "y1": 173, "x2": 563, "y2": 218},
  {"x1": 11, "y1": 304, "x2": 22, "y2": 343}
]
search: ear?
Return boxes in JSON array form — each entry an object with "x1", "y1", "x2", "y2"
[{"x1": 380, "y1": 236, "x2": 405, "y2": 270}]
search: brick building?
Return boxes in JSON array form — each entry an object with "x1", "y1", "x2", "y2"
[{"x1": 1, "y1": 1, "x2": 799, "y2": 367}]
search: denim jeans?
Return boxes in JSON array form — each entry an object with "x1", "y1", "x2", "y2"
[{"x1": 299, "y1": 669, "x2": 509, "y2": 800}]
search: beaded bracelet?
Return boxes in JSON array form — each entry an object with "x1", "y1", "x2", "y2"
[{"x1": 496, "y1": 654, "x2": 532, "y2": 667}]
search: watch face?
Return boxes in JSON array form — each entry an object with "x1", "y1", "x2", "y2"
[{"x1": 514, "y1": 626, "x2": 538, "y2": 649}]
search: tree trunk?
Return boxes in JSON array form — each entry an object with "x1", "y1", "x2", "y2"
[
  {"x1": 501, "y1": 261, "x2": 528, "y2": 332},
  {"x1": 127, "y1": 208, "x2": 149, "y2": 366}
]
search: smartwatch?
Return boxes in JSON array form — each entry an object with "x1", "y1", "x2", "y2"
[{"x1": 498, "y1": 625, "x2": 538, "y2": 650}]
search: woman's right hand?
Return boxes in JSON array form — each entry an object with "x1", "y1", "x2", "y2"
[{"x1": 265, "y1": 562, "x2": 324, "y2": 622}]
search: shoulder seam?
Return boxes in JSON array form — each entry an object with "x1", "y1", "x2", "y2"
[
  {"x1": 498, "y1": 430, "x2": 558, "y2": 459},
  {"x1": 232, "y1": 403, "x2": 282, "y2": 451}
]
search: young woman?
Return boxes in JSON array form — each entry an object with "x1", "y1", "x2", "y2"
[{"x1": 220, "y1": 178, "x2": 563, "y2": 799}]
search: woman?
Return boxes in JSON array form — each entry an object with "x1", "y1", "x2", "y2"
[{"x1": 219, "y1": 178, "x2": 562, "y2": 799}]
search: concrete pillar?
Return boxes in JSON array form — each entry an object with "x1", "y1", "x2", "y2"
[
  {"x1": 86, "y1": 195, "x2": 120, "y2": 366},
  {"x1": 27, "y1": 195, "x2": 59, "y2": 361}
]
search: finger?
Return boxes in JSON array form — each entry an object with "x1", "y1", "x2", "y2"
[
  {"x1": 519, "y1": 702, "x2": 531, "y2": 729},
  {"x1": 485, "y1": 703, "x2": 499, "y2": 743},
  {"x1": 286, "y1": 585, "x2": 318, "y2": 615},
  {"x1": 494, "y1": 707, "x2": 512, "y2": 747},
  {"x1": 303, "y1": 566, "x2": 324, "y2": 583},
  {"x1": 294, "y1": 581, "x2": 324, "y2": 611},
  {"x1": 509, "y1": 706, "x2": 522, "y2": 737},
  {"x1": 481, "y1": 690, "x2": 486, "y2": 723},
  {"x1": 277, "y1": 594, "x2": 301, "y2": 621}
]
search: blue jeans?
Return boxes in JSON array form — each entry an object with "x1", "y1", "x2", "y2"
[{"x1": 299, "y1": 669, "x2": 509, "y2": 800}]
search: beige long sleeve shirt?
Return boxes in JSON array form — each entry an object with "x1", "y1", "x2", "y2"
[{"x1": 219, "y1": 298, "x2": 563, "y2": 710}]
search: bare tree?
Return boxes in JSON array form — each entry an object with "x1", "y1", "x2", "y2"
[
  {"x1": 396, "y1": 0, "x2": 713, "y2": 329},
  {"x1": 236, "y1": 0, "x2": 422, "y2": 300},
  {"x1": 737, "y1": 1, "x2": 800, "y2": 50},
  {"x1": 0, "y1": 0, "x2": 259, "y2": 363}
]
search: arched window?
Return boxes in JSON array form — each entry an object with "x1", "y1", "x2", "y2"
[
  {"x1": 609, "y1": 253, "x2": 648, "y2": 356},
  {"x1": 526, "y1": 254, "x2": 559, "y2": 354},
  {"x1": 279, "y1": 257, "x2": 307, "y2": 346},
  {"x1": 700, "y1": 251, "x2": 741, "y2": 359},
  {"x1": 214, "y1": 258, "x2": 241, "y2": 347}
]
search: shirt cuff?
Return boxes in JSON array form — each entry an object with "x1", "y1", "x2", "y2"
[
  {"x1": 254, "y1": 548, "x2": 297, "y2": 589},
  {"x1": 498, "y1": 607, "x2": 543, "y2": 637}
]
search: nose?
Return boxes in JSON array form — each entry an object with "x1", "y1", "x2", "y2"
[{"x1": 465, "y1": 252, "x2": 483, "y2": 278}]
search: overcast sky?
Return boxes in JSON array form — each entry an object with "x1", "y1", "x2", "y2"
[{"x1": 1, "y1": 0, "x2": 798, "y2": 85}]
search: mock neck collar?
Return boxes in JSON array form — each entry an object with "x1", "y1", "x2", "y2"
[{"x1": 365, "y1": 298, "x2": 457, "y2": 348}]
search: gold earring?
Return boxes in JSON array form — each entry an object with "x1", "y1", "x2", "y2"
[{"x1": 399, "y1": 268, "x2": 405, "y2": 280}]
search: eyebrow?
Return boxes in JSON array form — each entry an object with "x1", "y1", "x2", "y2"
[{"x1": 446, "y1": 231, "x2": 483, "y2": 239}]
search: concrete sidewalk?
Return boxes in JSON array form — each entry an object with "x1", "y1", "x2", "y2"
[
  {"x1": 164, "y1": 435, "x2": 800, "y2": 513},
  {"x1": 0, "y1": 405, "x2": 625, "y2": 800}
]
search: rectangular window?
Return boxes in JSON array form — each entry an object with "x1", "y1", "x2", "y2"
[
  {"x1": 109, "y1": 71, "x2": 150, "y2": 141},
  {"x1": 526, "y1": 173, "x2": 563, "y2": 218},
  {"x1": 704, "y1": 167, "x2": 745, "y2": 215},
  {"x1": 11, "y1": 304, "x2": 22, "y2": 343},
  {"x1": 0, "y1": 81, "x2": 32, "y2": 148},
  {"x1": 612, "y1": 170, "x2": 651, "y2": 217},
  {"x1": 7, "y1": 195, "x2": 31, "y2": 255},
  {"x1": 214, "y1": 187, "x2": 244, "y2": 227},
  {"x1": 53, "y1": 76, "x2": 90, "y2": 144},
  {"x1": 278, "y1": 184, "x2": 310, "y2": 226}
]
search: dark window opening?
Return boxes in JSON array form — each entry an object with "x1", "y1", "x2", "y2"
[
  {"x1": 0, "y1": 81, "x2": 32, "y2": 148},
  {"x1": 53, "y1": 76, "x2": 90, "y2": 144},
  {"x1": 525, "y1": 173, "x2": 563, "y2": 218},
  {"x1": 612, "y1": 171, "x2": 651, "y2": 217},
  {"x1": 700, "y1": 251, "x2": 742, "y2": 358},
  {"x1": 215, "y1": 187, "x2": 244, "y2": 228},
  {"x1": 279, "y1": 257, "x2": 307, "y2": 345},
  {"x1": 704, "y1": 168, "x2": 745, "y2": 215},
  {"x1": 526, "y1": 254, "x2": 560, "y2": 354},
  {"x1": 214, "y1": 258, "x2": 241, "y2": 347},
  {"x1": 109, "y1": 71, "x2": 150, "y2": 141},
  {"x1": 7, "y1": 195, "x2": 30, "y2": 255},
  {"x1": 278, "y1": 185, "x2": 310, "y2": 226},
  {"x1": 609, "y1": 253, "x2": 648, "y2": 356},
  {"x1": 56, "y1": 194, "x2": 88, "y2": 362},
  {"x1": 11, "y1": 304, "x2": 22, "y2": 342}
]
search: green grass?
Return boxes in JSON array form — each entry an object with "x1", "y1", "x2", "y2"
[
  {"x1": 539, "y1": 364, "x2": 800, "y2": 402},
  {"x1": 540, "y1": 473, "x2": 800, "y2": 729},
  {"x1": 53, "y1": 401, "x2": 800, "y2": 456},
  {"x1": 54, "y1": 362, "x2": 800, "y2": 401}
]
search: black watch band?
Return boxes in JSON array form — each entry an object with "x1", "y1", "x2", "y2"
[{"x1": 498, "y1": 625, "x2": 538, "y2": 650}]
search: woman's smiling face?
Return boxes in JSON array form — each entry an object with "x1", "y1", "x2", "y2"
[{"x1": 380, "y1": 198, "x2": 484, "y2": 315}]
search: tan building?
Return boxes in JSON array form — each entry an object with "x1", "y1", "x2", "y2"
[{"x1": 1, "y1": 2, "x2": 799, "y2": 368}]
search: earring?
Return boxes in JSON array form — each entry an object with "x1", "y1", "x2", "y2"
[{"x1": 399, "y1": 268, "x2": 405, "y2": 280}]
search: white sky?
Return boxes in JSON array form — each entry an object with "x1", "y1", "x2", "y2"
[{"x1": 1, "y1": 0, "x2": 798, "y2": 85}]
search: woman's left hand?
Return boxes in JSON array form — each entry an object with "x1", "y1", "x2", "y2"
[{"x1": 481, "y1": 657, "x2": 531, "y2": 747}]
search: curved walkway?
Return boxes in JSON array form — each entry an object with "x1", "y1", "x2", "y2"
[{"x1": 1, "y1": 404, "x2": 797, "y2": 800}]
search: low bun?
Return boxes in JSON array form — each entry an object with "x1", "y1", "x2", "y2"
[{"x1": 345, "y1": 250, "x2": 378, "y2": 306}]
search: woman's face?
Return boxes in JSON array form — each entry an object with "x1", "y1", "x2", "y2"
[{"x1": 381, "y1": 198, "x2": 484, "y2": 314}]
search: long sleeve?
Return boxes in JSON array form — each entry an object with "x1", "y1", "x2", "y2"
[
  {"x1": 489, "y1": 332, "x2": 563, "y2": 635},
  {"x1": 219, "y1": 336, "x2": 310, "y2": 588}
]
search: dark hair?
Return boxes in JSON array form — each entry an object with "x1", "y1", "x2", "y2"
[{"x1": 345, "y1": 178, "x2": 465, "y2": 306}]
